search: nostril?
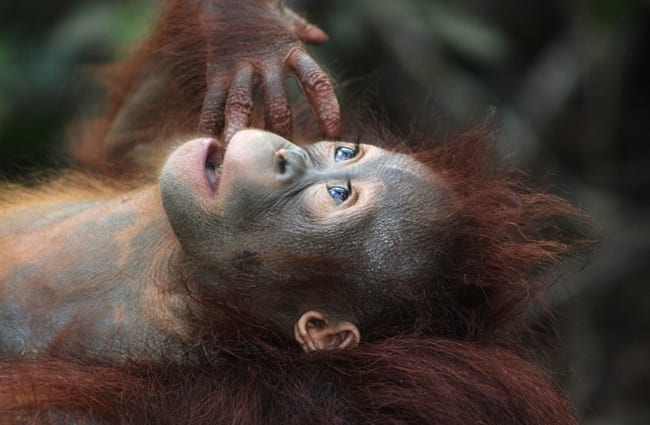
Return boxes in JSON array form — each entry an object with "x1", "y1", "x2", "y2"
[
  {"x1": 276, "y1": 149, "x2": 288, "y2": 174},
  {"x1": 274, "y1": 147, "x2": 308, "y2": 182}
]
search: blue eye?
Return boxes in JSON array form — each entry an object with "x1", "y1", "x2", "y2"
[
  {"x1": 335, "y1": 146, "x2": 357, "y2": 162},
  {"x1": 328, "y1": 186, "x2": 349, "y2": 204}
]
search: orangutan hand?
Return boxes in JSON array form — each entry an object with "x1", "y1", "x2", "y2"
[{"x1": 197, "y1": 0, "x2": 340, "y2": 142}]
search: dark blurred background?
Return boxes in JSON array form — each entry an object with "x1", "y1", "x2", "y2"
[{"x1": 1, "y1": 0, "x2": 648, "y2": 423}]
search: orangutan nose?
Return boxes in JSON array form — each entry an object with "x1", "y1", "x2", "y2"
[{"x1": 274, "y1": 147, "x2": 309, "y2": 182}]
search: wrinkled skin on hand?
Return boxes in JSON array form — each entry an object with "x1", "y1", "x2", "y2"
[
  {"x1": 74, "y1": 0, "x2": 340, "y2": 174},
  {"x1": 197, "y1": 0, "x2": 340, "y2": 142}
]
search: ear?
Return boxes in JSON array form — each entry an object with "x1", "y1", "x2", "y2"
[{"x1": 294, "y1": 310, "x2": 360, "y2": 352}]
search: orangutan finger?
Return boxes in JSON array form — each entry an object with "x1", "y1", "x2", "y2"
[
  {"x1": 287, "y1": 50, "x2": 340, "y2": 139},
  {"x1": 285, "y1": 8, "x2": 328, "y2": 44},
  {"x1": 224, "y1": 64, "x2": 255, "y2": 143},
  {"x1": 263, "y1": 70, "x2": 292, "y2": 137},
  {"x1": 199, "y1": 77, "x2": 229, "y2": 136}
]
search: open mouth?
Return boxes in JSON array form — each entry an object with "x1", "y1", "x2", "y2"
[{"x1": 204, "y1": 140, "x2": 224, "y2": 194}]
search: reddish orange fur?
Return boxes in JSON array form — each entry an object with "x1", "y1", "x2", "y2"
[
  {"x1": 1, "y1": 335, "x2": 577, "y2": 425},
  {"x1": 0, "y1": 0, "x2": 592, "y2": 423},
  {"x1": 71, "y1": 0, "x2": 305, "y2": 174},
  {"x1": 0, "y1": 125, "x2": 589, "y2": 424}
]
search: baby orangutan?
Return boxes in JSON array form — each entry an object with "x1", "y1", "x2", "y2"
[{"x1": 0, "y1": 1, "x2": 589, "y2": 424}]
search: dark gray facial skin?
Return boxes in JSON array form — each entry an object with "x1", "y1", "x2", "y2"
[{"x1": 160, "y1": 130, "x2": 445, "y2": 324}]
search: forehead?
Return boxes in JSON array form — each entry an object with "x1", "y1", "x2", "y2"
[
  {"x1": 357, "y1": 152, "x2": 445, "y2": 289},
  {"x1": 363, "y1": 150, "x2": 438, "y2": 202},
  {"x1": 342, "y1": 144, "x2": 442, "y2": 214},
  {"x1": 319, "y1": 143, "x2": 445, "y2": 272}
]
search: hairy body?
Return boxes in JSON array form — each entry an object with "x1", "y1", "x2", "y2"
[
  {"x1": 0, "y1": 130, "x2": 444, "y2": 363},
  {"x1": 73, "y1": 0, "x2": 340, "y2": 174},
  {"x1": 0, "y1": 184, "x2": 189, "y2": 362},
  {"x1": 0, "y1": 0, "x2": 590, "y2": 424},
  {"x1": 2, "y1": 0, "x2": 345, "y2": 362},
  {"x1": 0, "y1": 129, "x2": 588, "y2": 425}
]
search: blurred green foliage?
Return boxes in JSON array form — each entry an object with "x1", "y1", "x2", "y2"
[{"x1": 0, "y1": 0, "x2": 155, "y2": 173}]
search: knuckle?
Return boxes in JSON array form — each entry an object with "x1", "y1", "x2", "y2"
[
  {"x1": 199, "y1": 115, "x2": 213, "y2": 132},
  {"x1": 313, "y1": 92, "x2": 340, "y2": 120},
  {"x1": 227, "y1": 88, "x2": 254, "y2": 111},
  {"x1": 284, "y1": 47, "x2": 303, "y2": 67},
  {"x1": 304, "y1": 70, "x2": 333, "y2": 93},
  {"x1": 318, "y1": 105, "x2": 341, "y2": 137},
  {"x1": 322, "y1": 113, "x2": 340, "y2": 133},
  {"x1": 199, "y1": 109, "x2": 224, "y2": 133},
  {"x1": 267, "y1": 98, "x2": 291, "y2": 122}
]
